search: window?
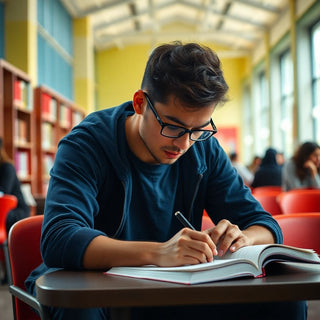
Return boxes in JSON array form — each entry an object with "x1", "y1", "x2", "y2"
[
  {"x1": 279, "y1": 50, "x2": 294, "y2": 156},
  {"x1": 257, "y1": 71, "x2": 269, "y2": 154},
  {"x1": 243, "y1": 84, "x2": 253, "y2": 164},
  {"x1": 311, "y1": 21, "x2": 320, "y2": 143}
]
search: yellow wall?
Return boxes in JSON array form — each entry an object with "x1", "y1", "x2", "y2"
[
  {"x1": 5, "y1": 0, "x2": 37, "y2": 82},
  {"x1": 95, "y1": 43, "x2": 248, "y2": 152},
  {"x1": 95, "y1": 44, "x2": 151, "y2": 108},
  {"x1": 73, "y1": 17, "x2": 95, "y2": 113}
]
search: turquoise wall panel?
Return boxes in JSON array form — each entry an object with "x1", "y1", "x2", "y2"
[{"x1": 37, "y1": 0, "x2": 73, "y2": 100}]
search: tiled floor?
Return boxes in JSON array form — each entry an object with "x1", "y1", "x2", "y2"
[
  {"x1": 1, "y1": 282, "x2": 320, "y2": 320},
  {"x1": 0, "y1": 284, "x2": 13, "y2": 320}
]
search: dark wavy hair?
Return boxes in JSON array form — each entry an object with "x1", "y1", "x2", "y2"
[
  {"x1": 141, "y1": 41, "x2": 229, "y2": 108},
  {"x1": 292, "y1": 141, "x2": 320, "y2": 181}
]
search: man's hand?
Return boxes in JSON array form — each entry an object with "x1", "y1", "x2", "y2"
[
  {"x1": 156, "y1": 228, "x2": 218, "y2": 266},
  {"x1": 304, "y1": 160, "x2": 318, "y2": 177},
  {"x1": 204, "y1": 219, "x2": 275, "y2": 257}
]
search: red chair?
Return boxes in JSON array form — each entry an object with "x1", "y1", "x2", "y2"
[
  {"x1": 277, "y1": 189, "x2": 320, "y2": 214},
  {"x1": 201, "y1": 214, "x2": 215, "y2": 230},
  {"x1": 252, "y1": 186, "x2": 282, "y2": 196},
  {"x1": 0, "y1": 194, "x2": 18, "y2": 262},
  {"x1": 274, "y1": 213, "x2": 320, "y2": 255},
  {"x1": 253, "y1": 193, "x2": 283, "y2": 215},
  {"x1": 5, "y1": 215, "x2": 47, "y2": 320}
]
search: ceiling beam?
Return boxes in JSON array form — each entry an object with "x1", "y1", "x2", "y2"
[
  {"x1": 231, "y1": 0, "x2": 281, "y2": 13},
  {"x1": 93, "y1": 1, "x2": 172, "y2": 31},
  {"x1": 67, "y1": 0, "x2": 136, "y2": 17},
  {"x1": 93, "y1": 0, "x2": 268, "y2": 33},
  {"x1": 96, "y1": 26, "x2": 256, "y2": 48},
  {"x1": 180, "y1": 0, "x2": 268, "y2": 30}
]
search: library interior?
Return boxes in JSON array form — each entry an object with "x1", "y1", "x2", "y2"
[{"x1": 0, "y1": 0, "x2": 320, "y2": 319}]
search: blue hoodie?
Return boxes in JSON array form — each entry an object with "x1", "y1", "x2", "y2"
[{"x1": 25, "y1": 102, "x2": 282, "y2": 294}]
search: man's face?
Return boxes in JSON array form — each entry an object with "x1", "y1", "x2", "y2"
[{"x1": 137, "y1": 94, "x2": 216, "y2": 165}]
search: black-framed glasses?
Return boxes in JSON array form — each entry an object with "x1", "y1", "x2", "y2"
[{"x1": 144, "y1": 92, "x2": 217, "y2": 142}]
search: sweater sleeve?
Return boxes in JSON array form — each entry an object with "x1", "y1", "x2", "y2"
[
  {"x1": 40, "y1": 127, "x2": 108, "y2": 269},
  {"x1": 204, "y1": 140, "x2": 283, "y2": 244}
]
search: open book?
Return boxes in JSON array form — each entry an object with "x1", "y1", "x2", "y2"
[{"x1": 106, "y1": 244, "x2": 320, "y2": 285}]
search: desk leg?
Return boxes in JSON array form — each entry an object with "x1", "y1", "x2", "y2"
[{"x1": 110, "y1": 307, "x2": 131, "y2": 320}]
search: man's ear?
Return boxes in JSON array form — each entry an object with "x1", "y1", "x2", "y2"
[{"x1": 132, "y1": 90, "x2": 146, "y2": 115}]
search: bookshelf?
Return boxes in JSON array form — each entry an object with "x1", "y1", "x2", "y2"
[
  {"x1": 34, "y1": 85, "x2": 85, "y2": 196},
  {"x1": 0, "y1": 59, "x2": 35, "y2": 192}
]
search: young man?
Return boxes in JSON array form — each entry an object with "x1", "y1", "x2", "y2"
[{"x1": 26, "y1": 42, "x2": 306, "y2": 319}]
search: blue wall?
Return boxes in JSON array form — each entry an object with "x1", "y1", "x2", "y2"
[{"x1": 37, "y1": 0, "x2": 73, "y2": 100}]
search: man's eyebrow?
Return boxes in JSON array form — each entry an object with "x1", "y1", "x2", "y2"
[{"x1": 164, "y1": 115, "x2": 211, "y2": 129}]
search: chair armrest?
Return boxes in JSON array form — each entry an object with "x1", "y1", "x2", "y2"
[{"x1": 9, "y1": 285, "x2": 50, "y2": 319}]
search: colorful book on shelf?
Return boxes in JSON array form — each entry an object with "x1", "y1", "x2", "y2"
[
  {"x1": 15, "y1": 118, "x2": 28, "y2": 144},
  {"x1": 13, "y1": 79, "x2": 30, "y2": 110},
  {"x1": 41, "y1": 123, "x2": 54, "y2": 150},
  {"x1": 59, "y1": 104, "x2": 72, "y2": 128},
  {"x1": 106, "y1": 244, "x2": 320, "y2": 285},
  {"x1": 72, "y1": 111, "x2": 83, "y2": 127},
  {"x1": 14, "y1": 151, "x2": 29, "y2": 179},
  {"x1": 41, "y1": 93, "x2": 57, "y2": 122},
  {"x1": 13, "y1": 80, "x2": 22, "y2": 106}
]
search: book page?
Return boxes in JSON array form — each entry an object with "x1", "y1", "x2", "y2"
[
  {"x1": 217, "y1": 244, "x2": 271, "y2": 268},
  {"x1": 221, "y1": 244, "x2": 319, "y2": 269},
  {"x1": 123, "y1": 258, "x2": 254, "y2": 273}
]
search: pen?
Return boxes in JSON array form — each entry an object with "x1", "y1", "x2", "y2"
[{"x1": 174, "y1": 211, "x2": 196, "y2": 230}]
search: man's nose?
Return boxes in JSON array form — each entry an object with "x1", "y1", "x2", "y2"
[{"x1": 172, "y1": 132, "x2": 192, "y2": 150}]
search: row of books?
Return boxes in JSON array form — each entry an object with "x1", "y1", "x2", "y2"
[
  {"x1": 41, "y1": 92, "x2": 80, "y2": 128},
  {"x1": 14, "y1": 79, "x2": 32, "y2": 110},
  {"x1": 14, "y1": 150, "x2": 54, "y2": 180}
]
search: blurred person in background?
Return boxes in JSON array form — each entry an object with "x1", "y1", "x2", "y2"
[
  {"x1": 276, "y1": 152, "x2": 285, "y2": 167},
  {"x1": 0, "y1": 137, "x2": 30, "y2": 284},
  {"x1": 251, "y1": 148, "x2": 282, "y2": 188},
  {"x1": 282, "y1": 141, "x2": 320, "y2": 191},
  {"x1": 229, "y1": 152, "x2": 254, "y2": 186},
  {"x1": 247, "y1": 155, "x2": 261, "y2": 175},
  {"x1": 0, "y1": 137, "x2": 30, "y2": 234}
]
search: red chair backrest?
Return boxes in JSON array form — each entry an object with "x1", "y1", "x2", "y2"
[
  {"x1": 201, "y1": 215, "x2": 215, "y2": 230},
  {"x1": 8, "y1": 215, "x2": 43, "y2": 320},
  {"x1": 252, "y1": 186, "x2": 282, "y2": 196},
  {"x1": 253, "y1": 193, "x2": 283, "y2": 215},
  {"x1": 0, "y1": 194, "x2": 18, "y2": 243},
  {"x1": 277, "y1": 189, "x2": 320, "y2": 214},
  {"x1": 274, "y1": 213, "x2": 320, "y2": 255}
]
